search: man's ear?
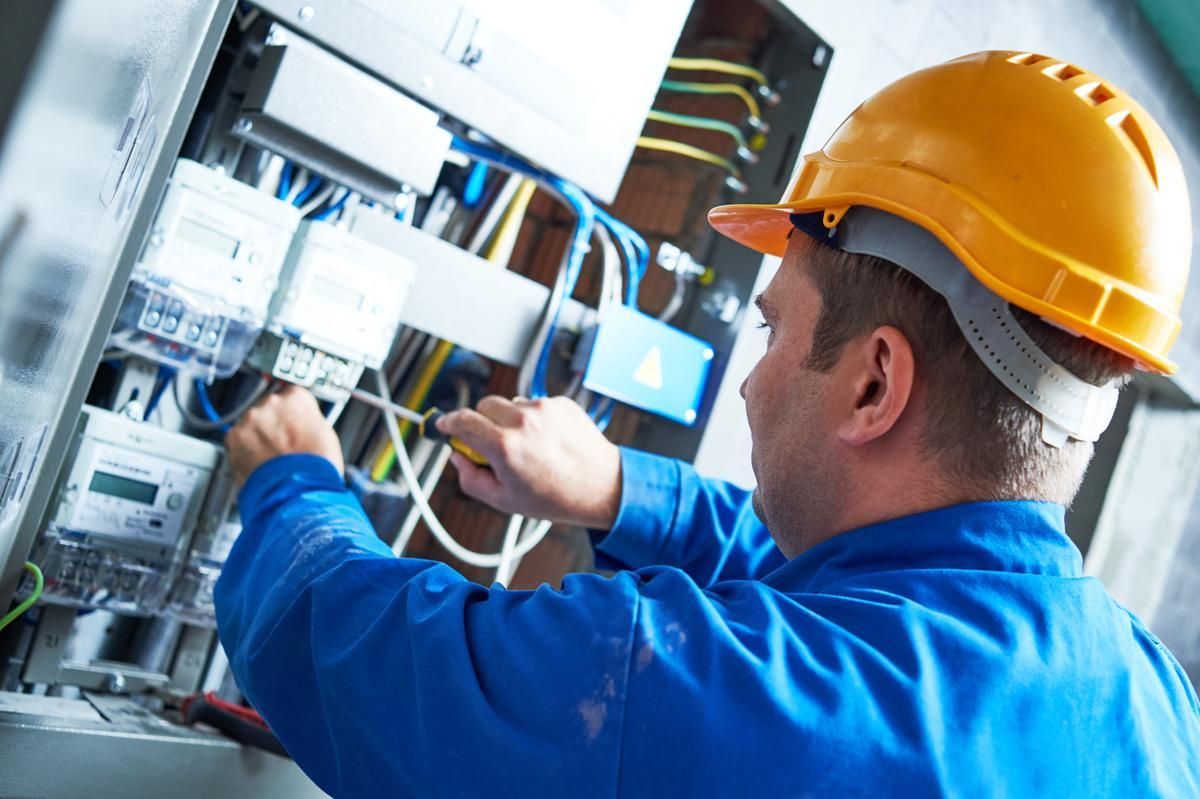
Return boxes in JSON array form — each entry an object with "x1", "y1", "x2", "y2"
[{"x1": 837, "y1": 326, "x2": 916, "y2": 447}]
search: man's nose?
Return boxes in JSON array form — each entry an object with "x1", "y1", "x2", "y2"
[{"x1": 740, "y1": 375, "x2": 749, "y2": 399}]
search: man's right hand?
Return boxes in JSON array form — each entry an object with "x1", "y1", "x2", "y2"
[{"x1": 436, "y1": 396, "x2": 622, "y2": 530}]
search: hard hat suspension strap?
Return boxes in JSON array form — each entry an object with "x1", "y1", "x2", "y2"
[{"x1": 795, "y1": 208, "x2": 1119, "y2": 447}]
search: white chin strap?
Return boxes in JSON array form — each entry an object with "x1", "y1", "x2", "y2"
[{"x1": 831, "y1": 208, "x2": 1118, "y2": 448}]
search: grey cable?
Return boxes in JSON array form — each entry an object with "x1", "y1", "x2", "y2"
[{"x1": 172, "y1": 376, "x2": 271, "y2": 432}]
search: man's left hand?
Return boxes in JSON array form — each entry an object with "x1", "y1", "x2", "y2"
[{"x1": 225, "y1": 384, "x2": 344, "y2": 485}]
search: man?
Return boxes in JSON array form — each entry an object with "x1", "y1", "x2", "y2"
[{"x1": 216, "y1": 52, "x2": 1200, "y2": 797}]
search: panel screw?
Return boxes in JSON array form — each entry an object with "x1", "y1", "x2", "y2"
[
  {"x1": 107, "y1": 672, "x2": 127, "y2": 694},
  {"x1": 235, "y1": 117, "x2": 253, "y2": 134},
  {"x1": 298, "y1": 6, "x2": 315, "y2": 22}
]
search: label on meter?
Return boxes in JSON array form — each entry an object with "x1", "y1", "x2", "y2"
[{"x1": 67, "y1": 442, "x2": 202, "y2": 547}]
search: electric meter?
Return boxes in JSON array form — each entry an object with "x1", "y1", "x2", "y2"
[
  {"x1": 110, "y1": 159, "x2": 301, "y2": 378},
  {"x1": 249, "y1": 220, "x2": 417, "y2": 398},
  {"x1": 24, "y1": 405, "x2": 221, "y2": 615}
]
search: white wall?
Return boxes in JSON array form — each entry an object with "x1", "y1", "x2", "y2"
[{"x1": 695, "y1": 0, "x2": 1200, "y2": 486}]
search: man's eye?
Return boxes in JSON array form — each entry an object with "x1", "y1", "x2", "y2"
[{"x1": 756, "y1": 320, "x2": 771, "y2": 331}]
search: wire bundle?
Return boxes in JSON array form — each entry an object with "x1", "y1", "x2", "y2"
[
  {"x1": 358, "y1": 139, "x2": 655, "y2": 581},
  {"x1": 639, "y1": 56, "x2": 779, "y2": 190}
]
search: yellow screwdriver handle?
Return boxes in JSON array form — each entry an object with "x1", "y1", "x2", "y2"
[{"x1": 420, "y1": 409, "x2": 489, "y2": 467}]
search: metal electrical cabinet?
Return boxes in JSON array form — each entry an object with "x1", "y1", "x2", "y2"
[
  {"x1": 0, "y1": 1, "x2": 321, "y2": 795},
  {"x1": 0, "y1": 0, "x2": 829, "y2": 796}
]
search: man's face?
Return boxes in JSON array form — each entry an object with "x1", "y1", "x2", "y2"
[{"x1": 740, "y1": 236, "x2": 842, "y2": 554}]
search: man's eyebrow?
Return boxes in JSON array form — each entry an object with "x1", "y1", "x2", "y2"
[{"x1": 754, "y1": 293, "x2": 776, "y2": 319}]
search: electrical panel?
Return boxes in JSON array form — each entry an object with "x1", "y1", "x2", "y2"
[
  {"x1": 248, "y1": 220, "x2": 417, "y2": 399},
  {"x1": 25, "y1": 405, "x2": 221, "y2": 614},
  {"x1": 110, "y1": 159, "x2": 302, "y2": 378},
  {"x1": 252, "y1": 0, "x2": 695, "y2": 202},
  {"x1": 237, "y1": 29, "x2": 452, "y2": 202},
  {"x1": 0, "y1": 0, "x2": 828, "y2": 789}
]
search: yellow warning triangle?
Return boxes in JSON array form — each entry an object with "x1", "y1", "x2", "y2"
[{"x1": 633, "y1": 346, "x2": 664, "y2": 390}]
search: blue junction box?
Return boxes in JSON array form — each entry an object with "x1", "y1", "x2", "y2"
[{"x1": 582, "y1": 305, "x2": 714, "y2": 426}]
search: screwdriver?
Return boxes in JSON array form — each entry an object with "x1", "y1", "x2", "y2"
[{"x1": 348, "y1": 387, "x2": 489, "y2": 466}]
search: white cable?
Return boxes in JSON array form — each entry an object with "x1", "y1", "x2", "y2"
[
  {"x1": 494, "y1": 514, "x2": 524, "y2": 586},
  {"x1": 458, "y1": 156, "x2": 589, "y2": 400},
  {"x1": 657, "y1": 272, "x2": 687, "y2": 322},
  {"x1": 392, "y1": 381, "x2": 468, "y2": 555},
  {"x1": 466, "y1": 173, "x2": 523, "y2": 256},
  {"x1": 374, "y1": 371, "x2": 554, "y2": 567},
  {"x1": 594, "y1": 223, "x2": 621, "y2": 324},
  {"x1": 517, "y1": 224, "x2": 573, "y2": 397},
  {"x1": 498, "y1": 516, "x2": 551, "y2": 587},
  {"x1": 297, "y1": 182, "x2": 337, "y2": 217},
  {"x1": 234, "y1": 7, "x2": 260, "y2": 31},
  {"x1": 287, "y1": 167, "x2": 310, "y2": 204},
  {"x1": 392, "y1": 443, "x2": 452, "y2": 556}
]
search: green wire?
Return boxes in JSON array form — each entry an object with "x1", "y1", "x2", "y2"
[
  {"x1": 645, "y1": 109, "x2": 748, "y2": 148},
  {"x1": 0, "y1": 562, "x2": 44, "y2": 632},
  {"x1": 659, "y1": 79, "x2": 763, "y2": 119}
]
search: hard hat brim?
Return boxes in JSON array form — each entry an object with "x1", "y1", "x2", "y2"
[{"x1": 707, "y1": 202, "x2": 797, "y2": 259}]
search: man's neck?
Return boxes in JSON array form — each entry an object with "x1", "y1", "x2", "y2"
[{"x1": 787, "y1": 471, "x2": 976, "y2": 558}]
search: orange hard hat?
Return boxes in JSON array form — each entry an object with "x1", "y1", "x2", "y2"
[{"x1": 709, "y1": 50, "x2": 1192, "y2": 374}]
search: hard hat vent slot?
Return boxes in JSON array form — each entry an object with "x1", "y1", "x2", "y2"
[
  {"x1": 1107, "y1": 110, "x2": 1158, "y2": 186},
  {"x1": 1075, "y1": 81, "x2": 1115, "y2": 107},
  {"x1": 1007, "y1": 52, "x2": 1049, "y2": 66},
  {"x1": 1042, "y1": 62, "x2": 1084, "y2": 81}
]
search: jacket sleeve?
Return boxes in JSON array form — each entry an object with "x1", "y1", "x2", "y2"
[
  {"x1": 591, "y1": 447, "x2": 785, "y2": 585},
  {"x1": 214, "y1": 455, "x2": 642, "y2": 799}
]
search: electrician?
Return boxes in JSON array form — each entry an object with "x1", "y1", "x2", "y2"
[{"x1": 216, "y1": 52, "x2": 1200, "y2": 797}]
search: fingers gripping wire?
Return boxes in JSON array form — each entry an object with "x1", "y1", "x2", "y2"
[
  {"x1": 373, "y1": 370, "x2": 553, "y2": 570},
  {"x1": 174, "y1": 376, "x2": 271, "y2": 432}
]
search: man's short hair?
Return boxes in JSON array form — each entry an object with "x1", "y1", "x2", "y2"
[{"x1": 799, "y1": 238, "x2": 1135, "y2": 505}]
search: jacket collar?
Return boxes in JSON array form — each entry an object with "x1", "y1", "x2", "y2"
[{"x1": 761, "y1": 500, "x2": 1082, "y2": 594}]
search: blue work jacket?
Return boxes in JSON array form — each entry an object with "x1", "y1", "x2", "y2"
[{"x1": 215, "y1": 448, "x2": 1200, "y2": 798}]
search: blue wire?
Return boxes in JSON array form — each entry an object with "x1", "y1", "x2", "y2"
[
  {"x1": 586, "y1": 394, "x2": 615, "y2": 431},
  {"x1": 530, "y1": 179, "x2": 593, "y2": 399},
  {"x1": 595, "y1": 209, "x2": 645, "y2": 306},
  {"x1": 193, "y1": 378, "x2": 232, "y2": 434},
  {"x1": 463, "y1": 162, "x2": 489, "y2": 208},
  {"x1": 276, "y1": 161, "x2": 294, "y2": 200},
  {"x1": 143, "y1": 365, "x2": 176, "y2": 420},
  {"x1": 450, "y1": 137, "x2": 596, "y2": 400},
  {"x1": 450, "y1": 139, "x2": 643, "y2": 421},
  {"x1": 292, "y1": 176, "x2": 323, "y2": 207},
  {"x1": 312, "y1": 190, "x2": 349, "y2": 221}
]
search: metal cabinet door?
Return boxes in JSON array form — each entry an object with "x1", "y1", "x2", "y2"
[{"x1": 0, "y1": 0, "x2": 234, "y2": 606}]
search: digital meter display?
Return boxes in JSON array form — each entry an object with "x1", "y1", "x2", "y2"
[
  {"x1": 310, "y1": 273, "x2": 365, "y2": 311},
  {"x1": 89, "y1": 470, "x2": 159, "y2": 505},
  {"x1": 175, "y1": 216, "x2": 241, "y2": 259}
]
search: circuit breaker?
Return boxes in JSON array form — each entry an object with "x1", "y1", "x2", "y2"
[
  {"x1": 110, "y1": 159, "x2": 302, "y2": 378},
  {"x1": 249, "y1": 219, "x2": 418, "y2": 399},
  {"x1": 24, "y1": 405, "x2": 221, "y2": 615}
]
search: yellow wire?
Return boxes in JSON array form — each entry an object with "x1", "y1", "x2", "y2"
[
  {"x1": 668, "y1": 57, "x2": 769, "y2": 87},
  {"x1": 658, "y1": 80, "x2": 762, "y2": 120},
  {"x1": 369, "y1": 179, "x2": 538, "y2": 483},
  {"x1": 635, "y1": 136, "x2": 740, "y2": 177}
]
